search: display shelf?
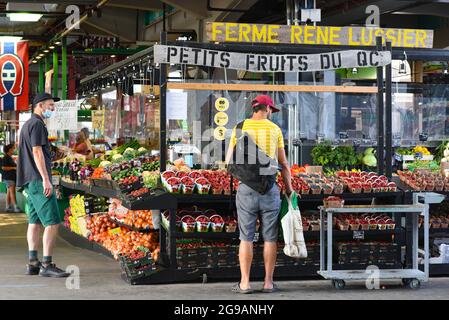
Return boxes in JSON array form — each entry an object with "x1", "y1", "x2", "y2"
[
  {"x1": 62, "y1": 179, "x2": 402, "y2": 208},
  {"x1": 318, "y1": 269, "x2": 427, "y2": 281},
  {"x1": 394, "y1": 153, "x2": 434, "y2": 162},
  {"x1": 298, "y1": 191, "x2": 402, "y2": 202},
  {"x1": 172, "y1": 231, "x2": 240, "y2": 239},
  {"x1": 166, "y1": 228, "x2": 404, "y2": 241},
  {"x1": 419, "y1": 264, "x2": 449, "y2": 276},
  {"x1": 59, "y1": 226, "x2": 114, "y2": 259},
  {"x1": 392, "y1": 176, "x2": 449, "y2": 197},
  {"x1": 61, "y1": 180, "x2": 176, "y2": 210},
  {"x1": 121, "y1": 264, "x2": 322, "y2": 285},
  {"x1": 304, "y1": 228, "x2": 405, "y2": 241},
  {"x1": 109, "y1": 217, "x2": 158, "y2": 233},
  {"x1": 173, "y1": 193, "x2": 234, "y2": 204},
  {"x1": 324, "y1": 204, "x2": 425, "y2": 213}
]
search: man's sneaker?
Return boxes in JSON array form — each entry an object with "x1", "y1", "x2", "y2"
[
  {"x1": 13, "y1": 208, "x2": 22, "y2": 213},
  {"x1": 39, "y1": 264, "x2": 70, "y2": 278},
  {"x1": 5, "y1": 208, "x2": 13, "y2": 213},
  {"x1": 25, "y1": 261, "x2": 42, "y2": 275}
]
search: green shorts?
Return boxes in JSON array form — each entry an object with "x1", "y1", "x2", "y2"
[{"x1": 24, "y1": 180, "x2": 61, "y2": 227}]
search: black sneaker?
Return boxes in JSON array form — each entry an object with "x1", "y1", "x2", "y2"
[
  {"x1": 25, "y1": 261, "x2": 42, "y2": 275},
  {"x1": 39, "y1": 263, "x2": 70, "y2": 278}
]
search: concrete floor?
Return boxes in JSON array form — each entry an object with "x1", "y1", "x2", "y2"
[{"x1": 1, "y1": 211, "x2": 449, "y2": 300}]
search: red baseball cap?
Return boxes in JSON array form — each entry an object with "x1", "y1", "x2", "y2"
[{"x1": 251, "y1": 94, "x2": 280, "y2": 113}]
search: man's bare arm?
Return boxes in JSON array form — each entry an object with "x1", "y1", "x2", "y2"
[{"x1": 278, "y1": 147, "x2": 293, "y2": 195}]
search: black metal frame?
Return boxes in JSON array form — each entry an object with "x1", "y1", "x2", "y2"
[{"x1": 376, "y1": 36, "x2": 385, "y2": 175}]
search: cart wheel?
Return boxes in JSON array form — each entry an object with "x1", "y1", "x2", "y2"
[
  {"x1": 202, "y1": 273, "x2": 208, "y2": 284},
  {"x1": 332, "y1": 280, "x2": 345, "y2": 290},
  {"x1": 408, "y1": 279, "x2": 420, "y2": 289}
]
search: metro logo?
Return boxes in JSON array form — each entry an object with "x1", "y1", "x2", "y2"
[
  {"x1": 0, "y1": 41, "x2": 28, "y2": 111},
  {"x1": 0, "y1": 53, "x2": 24, "y2": 97}
]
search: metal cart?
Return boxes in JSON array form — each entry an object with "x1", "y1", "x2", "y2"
[{"x1": 318, "y1": 200, "x2": 430, "y2": 290}]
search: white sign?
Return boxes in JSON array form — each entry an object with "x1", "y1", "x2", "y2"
[
  {"x1": 167, "y1": 91, "x2": 188, "y2": 120},
  {"x1": 173, "y1": 144, "x2": 201, "y2": 155},
  {"x1": 154, "y1": 45, "x2": 392, "y2": 73},
  {"x1": 47, "y1": 100, "x2": 79, "y2": 131}
]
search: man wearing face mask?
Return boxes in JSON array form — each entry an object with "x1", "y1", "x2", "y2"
[{"x1": 17, "y1": 93, "x2": 70, "y2": 278}]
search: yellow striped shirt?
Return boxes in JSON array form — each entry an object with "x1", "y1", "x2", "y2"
[{"x1": 229, "y1": 119, "x2": 284, "y2": 159}]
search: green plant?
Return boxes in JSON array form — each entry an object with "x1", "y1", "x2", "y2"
[
  {"x1": 435, "y1": 140, "x2": 449, "y2": 162},
  {"x1": 311, "y1": 142, "x2": 359, "y2": 170},
  {"x1": 311, "y1": 142, "x2": 333, "y2": 166},
  {"x1": 332, "y1": 146, "x2": 358, "y2": 169}
]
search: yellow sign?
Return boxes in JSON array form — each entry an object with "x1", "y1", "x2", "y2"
[
  {"x1": 207, "y1": 22, "x2": 434, "y2": 48},
  {"x1": 215, "y1": 97, "x2": 229, "y2": 111},
  {"x1": 214, "y1": 112, "x2": 229, "y2": 126},
  {"x1": 92, "y1": 110, "x2": 105, "y2": 130},
  {"x1": 214, "y1": 126, "x2": 227, "y2": 141},
  {"x1": 108, "y1": 227, "x2": 121, "y2": 235}
]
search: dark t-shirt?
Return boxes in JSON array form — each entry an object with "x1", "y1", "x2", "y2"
[
  {"x1": 1, "y1": 155, "x2": 16, "y2": 181},
  {"x1": 17, "y1": 114, "x2": 52, "y2": 188}
]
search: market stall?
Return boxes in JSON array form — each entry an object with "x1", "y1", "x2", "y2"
[{"x1": 56, "y1": 23, "x2": 449, "y2": 284}]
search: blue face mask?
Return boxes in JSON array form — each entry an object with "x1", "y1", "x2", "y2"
[{"x1": 42, "y1": 109, "x2": 54, "y2": 119}]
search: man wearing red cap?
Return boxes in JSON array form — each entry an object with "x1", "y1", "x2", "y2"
[{"x1": 227, "y1": 94, "x2": 293, "y2": 293}]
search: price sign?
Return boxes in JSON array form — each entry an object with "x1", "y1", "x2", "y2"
[
  {"x1": 214, "y1": 126, "x2": 227, "y2": 141},
  {"x1": 47, "y1": 100, "x2": 79, "y2": 131},
  {"x1": 253, "y1": 233, "x2": 260, "y2": 242},
  {"x1": 215, "y1": 97, "x2": 229, "y2": 112},
  {"x1": 414, "y1": 152, "x2": 423, "y2": 160},
  {"x1": 419, "y1": 132, "x2": 428, "y2": 142},
  {"x1": 108, "y1": 227, "x2": 121, "y2": 235},
  {"x1": 52, "y1": 175, "x2": 60, "y2": 186},
  {"x1": 394, "y1": 153, "x2": 403, "y2": 161},
  {"x1": 92, "y1": 110, "x2": 105, "y2": 130},
  {"x1": 339, "y1": 131, "x2": 349, "y2": 139},
  {"x1": 353, "y1": 230, "x2": 365, "y2": 240},
  {"x1": 353, "y1": 139, "x2": 361, "y2": 147},
  {"x1": 214, "y1": 112, "x2": 229, "y2": 126}
]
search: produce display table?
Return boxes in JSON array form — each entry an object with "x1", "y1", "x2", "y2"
[
  {"x1": 318, "y1": 204, "x2": 429, "y2": 289},
  {"x1": 60, "y1": 178, "x2": 407, "y2": 284}
]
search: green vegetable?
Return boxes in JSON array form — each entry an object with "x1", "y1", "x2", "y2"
[
  {"x1": 115, "y1": 139, "x2": 140, "y2": 155},
  {"x1": 99, "y1": 160, "x2": 112, "y2": 168},
  {"x1": 397, "y1": 148, "x2": 413, "y2": 156},
  {"x1": 435, "y1": 140, "x2": 449, "y2": 162},
  {"x1": 362, "y1": 148, "x2": 377, "y2": 167},
  {"x1": 112, "y1": 154, "x2": 124, "y2": 163},
  {"x1": 311, "y1": 142, "x2": 359, "y2": 170},
  {"x1": 87, "y1": 158, "x2": 103, "y2": 168},
  {"x1": 311, "y1": 142, "x2": 333, "y2": 166}
]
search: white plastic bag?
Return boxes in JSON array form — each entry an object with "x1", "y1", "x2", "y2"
[{"x1": 281, "y1": 193, "x2": 307, "y2": 258}]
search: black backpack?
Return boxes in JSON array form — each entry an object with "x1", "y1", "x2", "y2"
[{"x1": 227, "y1": 120, "x2": 278, "y2": 195}]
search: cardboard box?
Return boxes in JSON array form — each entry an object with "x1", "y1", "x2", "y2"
[{"x1": 306, "y1": 166, "x2": 323, "y2": 175}]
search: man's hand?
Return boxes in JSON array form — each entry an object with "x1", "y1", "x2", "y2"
[{"x1": 43, "y1": 179, "x2": 53, "y2": 198}]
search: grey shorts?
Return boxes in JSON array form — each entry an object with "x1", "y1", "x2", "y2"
[
  {"x1": 236, "y1": 183, "x2": 281, "y2": 242},
  {"x1": 3, "y1": 180, "x2": 16, "y2": 188}
]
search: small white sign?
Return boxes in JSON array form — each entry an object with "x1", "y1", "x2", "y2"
[
  {"x1": 47, "y1": 100, "x2": 79, "y2": 131},
  {"x1": 301, "y1": 9, "x2": 321, "y2": 22},
  {"x1": 167, "y1": 91, "x2": 188, "y2": 120},
  {"x1": 52, "y1": 175, "x2": 60, "y2": 186}
]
